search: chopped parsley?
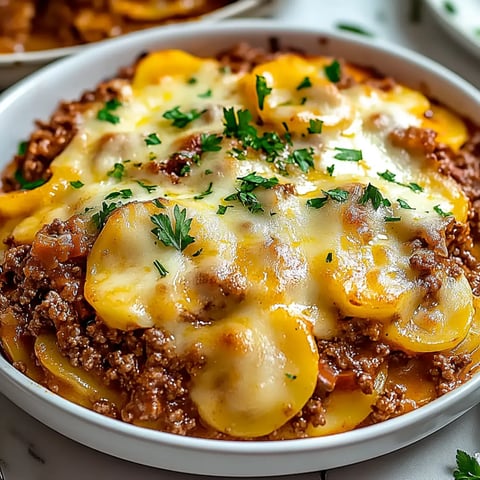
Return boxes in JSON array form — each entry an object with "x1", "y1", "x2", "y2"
[
  {"x1": 17, "y1": 141, "x2": 27, "y2": 156},
  {"x1": 193, "y1": 182, "x2": 213, "y2": 200},
  {"x1": 136, "y1": 180, "x2": 157, "y2": 193},
  {"x1": 359, "y1": 183, "x2": 390, "y2": 210},
  {"x1": 326, "y1": 252, "x2": 333, "y2": 263},
  {"x1": 144, "y1": 133, "x2": 162, "y2": 146},
  {"x1": 180, "y1": 164, "x2": 191, "y2": 176},
  {"x1": 384, "y1": 216, "x2": 401, "y2": 222},
  {"x1": 150, "y1": 204, "x2": 195, "y2": 252},
  {"x1": 336, "y1": 23, "x2": 372, "y2": 36},
  {"x1": 105, "y1": 189, "x2": 133, "y2": 200},
  {"x1": 187, "y1": 77, "x2": 197, "y2": 85},
  {"x1": 153, "y1": 259, "x2": 169, "y2": 277},
  {"x1": 69, "y1": 180, "x2": 84, "y2": 189},
  {"x1": 163, "y1": 106, "x2": 206, "y2": 128},
  {"x1": 334, "y1": 147, "x2": 362, "y2": 161},
  {"x1": 433, "y1": 204, "x2": 453, "y2": 217},
  {"x1": 300, "y1": 96, "x2": 307, "y2": 105},
  {"x1": 397, "y1": 198, "x2": 414, "y2": 209},
  {"x1": 205, "y1": 169, "x2": 213, "y2": 175},
  {"x1": 200, "y1": 133, "x2": 223, "y2": 152},
  {"x1": 408, "y1": 182, "x2": 423, "y2": 193},
  {"x1": 324, "y1": 59, "x2": 342, "y2": 83},
  {"x1": 326, "y1": 164, "x2": 335, "y2": 176},
  {"x1": 296, "y1": 76, "x2": 312, "y2": 90},
  {"x1": 192, "y1": 248, "x2": 203, "y2": 257},
  {"x1": 285, "y1": 373, "x2": 297, "y2": 380},
  {"x1": 288, "y1": 147, "x2": 315, "y2": 173},
  {"x1": 307, "y1": 119, "x2": 323, "y2": 134},
  {"x1": 216, "y1": 205, "x2": 233, "y2": 215},
  {"x1": 107, "y1": 162, "x2": 125, "y2": 180},
  {"x1": 14, "y1": 170, "x2": 47, "y2": 190},
  {"x1": 224, "y1": 172, "x2": 279, "y2": 214},
  {"x1": 198, "y1": 89, "x2": 212, "y2": 98},
  {"x1": 223, "y1": 107, "x2": 257, "y2": 146},
  {"x1": 255, "y1": 75, "x2": 272, "y2": 110},
  {"x1": 92, "y1": 201, "x2": 119, "y2": 229},
  {"x1": 97, "y1": 98, "x2": 122, "y2": 124},
  {"x1": 306, "y1": 188, "x2": 349, "y2": 209},
  {"x1": 377, "y1": 170, "x2": 424, "y2": 193}
]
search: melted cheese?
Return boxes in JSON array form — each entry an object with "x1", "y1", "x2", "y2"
[{"x1": 0, "y1": 50, "x2": 475, "y2": 437}]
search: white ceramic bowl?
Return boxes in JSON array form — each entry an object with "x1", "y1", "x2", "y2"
[
  {"x1": 1, "y1": 20, "x2": 480, "y2": 478},
  {"x1": 0, "y1": 0, "x2": 263, "y2": 89}
]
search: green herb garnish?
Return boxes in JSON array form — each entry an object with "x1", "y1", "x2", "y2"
[
  {"x1": 70, "y1": 180, "x2": 84, "y2": 189},
  {"x1": 307, "y1": 119, "x2": 323, "y2": 134},
  {"x1": 107, "y1": 162, "x2": 125, "y2": 180},
  {"x1": 150, "y1": 204, "x2": 195, "y2": 252},
  {"x1": 334, "y1": 147, "x2": 363, "y2": 161},
  {"x1": 296, "y1": 76, "x2": 312, "y2": 90},
  {"x1": 453, "y1": 450, "x2": 480, "y2": 479},
  {"x1": 194, "y1": 182, "x2": 213, "y2": 200},
  {"x1": 92, "y1": 201, "x2": 119, "y2": 229},
  {"x1": 14, "y1": 170, "x2": 46, "y2": 190},
  {"x1": 336, "y1": 23, "x2": 372, "y2": 36},
  {"x1": 256, "y1": 75, "x2": 272, "y2": 111},
  {"x1": 17, "y1": 141, "x2": 28, "y2": 156},
  {"x1": 288, "y1": 147, "x2": 315, "y2": 173},
  {"x1": 359, "y1": 183, "x2": 390, "y2": 210},
  {"x1": 153, "y1": 259, "x2": 169, "y2": 277},
  {"x1": 144, "y1": 133, "x2": 162, "y2": 146},
  {"x1": 433, "y1": 204, "x2": 453, "y2": 217},
  {"x1": 201, "y1": 133, "x2": 223, "y2": 153},
  {"x1": 163, "y1": 106, "x2": 206, "y2": 128},
  {"x1": 324, "y1": 59, "x2": 342, "y2": 83},
  {"x1": 384, "y1": 216, "x2": 401, "y2": 222},
  {"x1": 216, "y1": 205, "x2": 233, "y2": 215},
  {"x1": 136, "y1": 180, "x2": 157, "y2": 193},
  {"x1": 198, "y1": 89, "x2": 212, "y2": 98},
  {"x1": 326, "y1": 252, "x2": 333, "y2": 263},
  {"x1": 97, "y1": 98, "x2": 122, "y2": 124},
  {"x1": 444, "y1": 1, "x2": 456, "y2": 14},
  {"x1": 397, "y1": 198, "x2": 414, "y2": 209},
  {"x1": 105, "y1": 189, "x2": 133, "y2": 200}
]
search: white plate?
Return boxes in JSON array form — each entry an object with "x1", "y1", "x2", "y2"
[
  {"x1": 425, "y1": 0, "x2": 480, "y2": 58},
  {"x1": 0, "y1": 0, "x2": 264, "y2": 89},
  {"x1": 0, "y1": 20, "x2": 480, "y2": 478}
]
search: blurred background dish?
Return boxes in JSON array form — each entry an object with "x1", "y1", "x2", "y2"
[
  {"x1": 424, "y1": 0, "x2": 480, "y2": 59},
  {"x1": 0, "y1": 0, "x2": 265, "y2": 89}
]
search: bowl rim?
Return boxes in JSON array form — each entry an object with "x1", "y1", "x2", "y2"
[{"x1": 0, "y1": 18, "x2": 480, "y2": 473}]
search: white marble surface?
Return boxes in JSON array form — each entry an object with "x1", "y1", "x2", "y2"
[{"x1": 1, "y1": 1, "x2": 479, "y2": 479}]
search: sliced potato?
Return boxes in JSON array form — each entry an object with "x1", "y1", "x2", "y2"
[{"x1": 190, "y1": 308, "x2": 319, "y2": 437}]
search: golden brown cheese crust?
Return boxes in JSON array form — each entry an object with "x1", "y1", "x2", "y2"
[{"x1": 1, "y1": 44, "x2": 480, "y2": 440}]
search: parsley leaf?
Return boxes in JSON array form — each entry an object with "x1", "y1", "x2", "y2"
[
  {"x1": 288, "y1": 147, "x2": 315, "y2": 173},
  {"x1": 296, "y1": 76, "x2": 312, "y2": 90},
  {"x1": 384, "y1": 216, "x2": 401, "y2": 222},
  {"x1": 326, "y1": 164, "x2": 335, "y2": 176},
  {"x1": 97, "y1": 98, "x2": 122, "y2": 124},
  {"x1": 150, "y1": 204, "x2": 195, "y2": 252},
  {"x1": 153, "y1": 259, "x2": 168, "y2": 277},
  {"x1": 17, "y1": 141, "x2": 28, "y2": 156},
  {"x1": 433, "y1": 204, "x2": 453, "y2": 217},
  {"x1": 326, "y1": 252, "x2": 333, "y2": 263},
  {"x1": 224, "y1": 172, "x2": 278, "y2": 213},
  {"x1": 198, "y1": 89, "x2": 212, "y2": 98},
  {"x1": 14, "y1": 170, "x2": 47, "y2": 190},
  {"x1": 92, "y1": 201, "x2": 119, "y2": 229},
  {"x1": 105, "y1": 189, "x2": 133, "y2": 200},
  {"x1": 324, "y1": 59, "x2": 342, "y2": 83},
  {"x1": 397, "y1": 198, "x2": 414, "y2": 209},
  {"x1": 194, "y1": 182, "x2": 213, "y2": 200},
  {"x1": 201, "y1": 133, "x2": 223, "y2": 153},
  {"x1": 359, "y1": 183, "x2": 389, "y2": 210},
  {"x1": 163, "y1": 106, "x2": 206, "y2": 128},
  {"x1": 306, "y1": 188, "x2": 348, "y2": 209},
  {"x1": 454, "y1": 450, "x2": 480, "y2": 479},
  {"x1": 408, "y1": 182, "x2": 424, "y2": 193},
  {"x1": 187, "y1": 77, "x2": 197, "y2": 85},
  {"x1": 307, "y1": 119, "x2": 323, "y2": 134},
  {"x1": 107, "y1": 163, "x2": 125, "y2": 180},
  {"x1": 444, "y1": 1, "x2": 457, "y2": 14},
  {"x1": 285, "y1": 373, "x2": 297, "y2": 380},
  {"x1": 144, "y1": 133, "x2": 162, "y2": 146},
  {"x1": 377, "y1": 170, "x2": 424, "y2": 193},
  {"x1": 136, "y1": 180, "x2": 157, "y2": 193},
  {"x1": 216, "y1": 205, "x2": 233, "y2": 215},
  {"x1": 70, "y1": 180, "x2": 84, "y2": 189},
  {"x1": 334, "y1": 147, "x2": 363, "y2": 161},
  {"x1": 256, "y1": 75, "x2": 272, "y2": 110},
  {"x1": 223, "y1": 107, "x2": 258, "y2": 147}
]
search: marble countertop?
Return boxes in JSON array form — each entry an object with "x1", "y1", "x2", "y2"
[{"x1": 1, "y1": 1, "x2": 479, "y2": 479}]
